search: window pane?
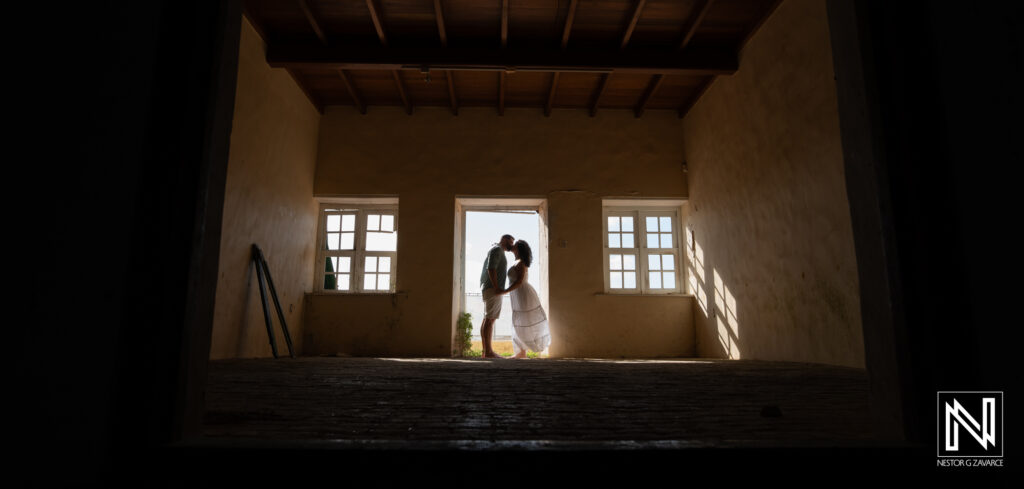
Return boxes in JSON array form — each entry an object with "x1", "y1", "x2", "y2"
[
  {"x1": 610, "y1": 271, "x2": 622, "y2": 289},
  {"x1": 623, "y1": 255, "x2": 636, "y2": 270},
  {"x1": 663, "y1": 254, "x2": 675, "y2": 270},
  {"x1": 664, "y1": 272, "x2": 676, "y2": 289},
  {"x1": 661, "y1": 233, "x2": 672, "y2": 248},
  {"x1": 364, "y1": 274, "x2": 376, "y2": 290},
  {"x1": 622, "y1": 233, "x2": 634, "y2": 248},
  {"x1": 327, "y1": 215, "x2": 340, "y2": 232},
  {"x1": 622, "y1": 217, "x2": 633, "y2": 232},
  {"x1": 367, "y1": 214, "x2": 380, "y2": 231},
  {"x1": 646, "y1": 216, "x2": 659, "y2": 232},
  {"x1": 624, "y1": 272, "x2": 636, "y2": 288},
  {"x1": 660, "y1": 217, "x2": 672, "y2": 231},
  {"x1": 608, "y1": 216, "x2": 619, "y2": 232},
  {"x1": 647, "y1": 233, "x2": 659, "y2": 249},
  {"x1": 365, "y1": 256, "x2": 377, "y2": 273},
  {"x1": 381, "y1": 215, "x2": 394, "y2": 232},
  {"x1": 327, "y1": 233, "x2": 339, "y2": 250},
  {"x1": 650, "y1": 272, "x2": 662, "y2": 288},
  {"x1": 648, "y1": 254, "x2": 661, "y2": 271},
  {"x1": 609, "y1": 254, "x2": 622, "y2": 271},
  {"x1": 324, "y1": 274, "x2": 335, "y2": 289},
  {"x1": 341, "y1": 215, "x2": 355, "y2": 231},
  {"x1": 609, "y1": 233, "x2": 620, "y2": 248},
  {"x1": 340, "y1": 232, "x2": 354, "y2": 250},
  {"x1": 339, "y1": 274, "x2": 350, "y2": 290},
  {"x1": 366, "y1": 231, "x2": 397, "y2": 251},
  {"x1": 378, "y1": 274, "x2": 390, "y2": 290},
  {"x1": 325, "y1": 257, "x2": 336, "y2": 273},
  {"x1": 379, "y1": 256, "x2": 391, "y2": 273}
]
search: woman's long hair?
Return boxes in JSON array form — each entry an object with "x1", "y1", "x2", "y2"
[{"x1": 515, "y1": 240, "x2": 533, "y2": 268}]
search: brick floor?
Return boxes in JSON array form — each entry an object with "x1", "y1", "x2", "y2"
[{"x1": 202, "y1": 357, "x2": 871, "y2": 445}]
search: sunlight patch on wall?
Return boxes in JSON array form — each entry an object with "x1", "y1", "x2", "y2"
[{"x1": 713, "y1": 269, "x2": 740, "y2": 359}]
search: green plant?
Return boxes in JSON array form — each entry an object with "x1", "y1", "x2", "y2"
[
  {"x1": 324, "y1": 257, "x2": 337, "y2": 290},
  {"x1": 455, "y1": 312, "x2": 474, "y2": 356}
]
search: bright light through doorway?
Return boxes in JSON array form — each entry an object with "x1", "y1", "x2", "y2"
[{"x1": 464, "y1": 210, "x2": 541, "y2": 342}]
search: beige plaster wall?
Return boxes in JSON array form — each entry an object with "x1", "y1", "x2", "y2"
[
  {"x1": 681, "y1": 0, "x2": 864, "y2": 367},
  {"x1": 307, "y1": 107, "x2": 693, "y2": 358},
  {"x1": 209, "y1": 17, "x2": 321, "y2": 359}
]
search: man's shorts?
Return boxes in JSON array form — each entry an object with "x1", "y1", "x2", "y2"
[{"x1": 482, "y1": 287, "x2": 502, "y2": 319}]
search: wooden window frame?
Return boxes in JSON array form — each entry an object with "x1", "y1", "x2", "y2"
[
  {"x1": 315, "y1": 202, "x2": 398, "y2": 293},
  {"x1": 602, "y1": 205, "x2": 683, "y2": 295}
]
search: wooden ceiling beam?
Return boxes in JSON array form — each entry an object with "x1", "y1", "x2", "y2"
[
  {"x1": 297, "y1": 0, "x2": 328, "y2": 45},
  {"x1": 392, "y1": 71, "x2": 412, "y2": 115},
  {"x1": 620, "y1": 0, "x2": 648, "y2": 49},
  {"x1": 266, "y1": 45, "x2": 738, "y2": 76},
  {"x1": 433, "y1": 0, "x2": 448, "y2": 47},
  {"x1": 545, "y1": 72, "x2": 560, "y2": 117},
  {"x1": 678, "y1": 0, "x2": 715, "y2": 50},
  {"x1": 634, "y1": 74, "x2": 664, "y2": 118},
  {"x1": 366, "y1": 0, "x2": 389, "y2": 47},
  {"x1": 337, "y1": 69, "x2": 366, "y2": 114},
  {"x1": 561, "y1": 0, "x2": 579, "y2": 50},
  {"x1": 501, "y1": 0, "x2": 509, "y2": 48},
  {"x1": 447, "y1": 71, "x2": 459, "y2": 115},
  {"x1": 590, "y1": 73, "x2": 611, "y2": 117}
]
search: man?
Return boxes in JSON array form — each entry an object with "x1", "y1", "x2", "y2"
[{"x1": 479, "y1": 234, "x2": 514, "y2": 358}]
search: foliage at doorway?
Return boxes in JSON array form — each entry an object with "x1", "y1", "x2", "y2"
[{"x1": 456, "y1": 312, "x2": 474, "y2": 356}]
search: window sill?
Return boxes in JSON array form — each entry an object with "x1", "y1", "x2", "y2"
[
  {"x1": 309, "y1": 291, "x2": 407, "y2": 297},
  {"x1": 595, "y1": 292, "x2": 694, "y2": 297}
]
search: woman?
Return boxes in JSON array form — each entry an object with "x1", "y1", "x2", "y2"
[{"x1": 499, "y1": 240, "x2": 550, "y2": 358}]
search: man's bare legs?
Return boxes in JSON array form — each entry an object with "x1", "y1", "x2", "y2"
[
  {"x1": 481, "y1": 318, "x2": 501, "y2": 358},
  {"x1": 513, "y1": 349, "x2": 527, "y2": 359}
]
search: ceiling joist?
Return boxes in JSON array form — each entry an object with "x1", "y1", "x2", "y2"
[
  {"x1": 434, "y1": 0, "x2": 447, "y2": 47},
  {"x1": 679, "y1": 0, "x2": 716, "y2": 50},
  {"x1": 620, "y1": 0, "x2": 647, "y2": 49},
  {"x1": 266, "y1": 45, "x2": 737, "y2": 76},
  {"x1": 297, "y1": 0, "x2": 328, "y2": 45},
  {"x1": 634, "y1": 74, "x2": 664, "y2": 118},
  {"x1": 337, "y1": 69, "x2": 366, "y2": 114},
  {"x1": 590, "y1": 73, "x2": 611, "y2": 117}
]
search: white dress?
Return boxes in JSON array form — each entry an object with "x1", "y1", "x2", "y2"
[{"x1": 507, "y1": 263, "x2": 550, "y2": 354}]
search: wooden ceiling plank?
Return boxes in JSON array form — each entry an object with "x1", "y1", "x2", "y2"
[
  {"x1": 590, "y1": 73, "x2": 611, "y2": 117},
  {"x1": 392, "y1": 70, "x2": 412, "y2": 115},
  {"x1": 545, "y1": 72, "x2": 560, "y2": 117},
  {"x1": 286, "y1": 68, "x2": 324, "y2": 114},
  {"x1": 678, "y1": 0, "x2": 716, "y2": 50},
  {"x1": 337, "y1": 69, "x2": 367, "y2": 114},
  {"x1": 678, "y1": 75, "x2": 716, "y2": 118},
  {"x1": 446, "y1": 70, "x2": 459, "y2": 115},
  {"x1": 561, "y1": 0, "x2": 579, "y2": 50},
  {"x1": 434, "y1": 0, "x2": 448, "y2": 47},
  {"x1": 620, "y1": 0, "x2": 648, "y2": 50},
  {"x1": 297, "y1": 0, "x2": 328, "y2": 45},
  {"x1": 634, "y1": 74, "x2": 664, "y2": 118},
  {"x1": 501, "y1": 0, "x2": 509, "y2": 48},
  {"x1": 366, "y1": 0, "x2": 389, "y2": 47}
]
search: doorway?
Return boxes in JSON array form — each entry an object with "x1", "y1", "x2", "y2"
[{"x1": 452, "y1": 198, "x2": 549, "y2": 357}]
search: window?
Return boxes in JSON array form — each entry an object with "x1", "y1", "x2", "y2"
[
  {"x1": 603, "y1": 205, "x2": 682, "y2": 294},
  {"x1": 315, "y1": 202, "x2": 398, "y2": 293}
]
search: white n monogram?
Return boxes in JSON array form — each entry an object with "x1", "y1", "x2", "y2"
[{"x1": 945, "y1": 398, "x2": 997, "y2": 451}]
